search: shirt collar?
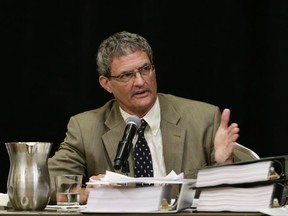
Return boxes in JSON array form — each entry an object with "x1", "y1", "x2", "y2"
[{"x1": 120, "y1": 97, "x2": 161, "y2": 136}]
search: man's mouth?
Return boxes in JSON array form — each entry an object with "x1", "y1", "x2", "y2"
[{"x1": 134, "y1": 90, "x2": 148, "y2": 97}]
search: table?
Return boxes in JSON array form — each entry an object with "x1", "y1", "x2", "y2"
[{"x1": 0, "y1": 210, "x2": 265, "y2": 216}]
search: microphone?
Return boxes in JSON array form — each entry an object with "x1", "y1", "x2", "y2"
[{"x1": 114, "y1": 115, "x2": 141, "y2": 171}]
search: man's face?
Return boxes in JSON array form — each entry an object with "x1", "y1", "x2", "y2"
[{"x1": 99, "y1": 51, "x2": 157, "y2": 117}]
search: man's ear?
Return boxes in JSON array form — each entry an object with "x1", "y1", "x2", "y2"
[{"x1": 99, "y1": 75, "x2": 112, "y2": 93}]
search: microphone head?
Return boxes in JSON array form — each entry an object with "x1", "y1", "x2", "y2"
[{"x1": 125, "y1": 115, "x2": 141, "y2": 129}]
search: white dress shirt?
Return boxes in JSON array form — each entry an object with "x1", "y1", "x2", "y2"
[{"x1": 120, "y1": 97, "x2": 166, "y2": 177}]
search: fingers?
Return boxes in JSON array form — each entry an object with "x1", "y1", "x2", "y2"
[
  {"x1": 220, "y1": 108, "x2": 230, "y2": 129},
  {"x1": 227, "y1": 123, "x2": 240, "y2": 142},
  {"x1": 80, "y1": 174, "x2": 105, "y2": 205},
  {"x1": 228, "y1": 123, "x2": 240, "y2": 135},
  {"x1": 89, "y1": 174, "x2": 105, "y2": 180},
  {"x1": 80, "y1": 187, "x2": 89, "y2": 205},
  {"x1": 221, "y1": 108, "x2": 240, "y2": 138}
]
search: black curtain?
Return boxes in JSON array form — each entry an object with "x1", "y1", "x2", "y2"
[{"x1": 1, "y1": 0, "x2": 288, "y2": 193}]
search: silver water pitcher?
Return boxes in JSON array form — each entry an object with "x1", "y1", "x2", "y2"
[{"x1": 6, "y1": 142, "x2": 52, "y2": 210}]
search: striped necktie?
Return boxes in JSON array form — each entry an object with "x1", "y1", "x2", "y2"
[{"x1": 133, "y1": 119, "x2": 154, "y2": 178}]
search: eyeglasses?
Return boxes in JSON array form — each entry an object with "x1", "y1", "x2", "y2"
[{"x1": 109, "y1": 64, "x2": 155, "y2": 83}]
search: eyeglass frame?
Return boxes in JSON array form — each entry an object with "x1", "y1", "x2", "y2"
[{"x1": 108, "y1": 64, "x2": 155, "y2": 83}]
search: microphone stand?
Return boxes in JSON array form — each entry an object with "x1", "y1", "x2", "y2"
[{"x1": 121, "y1": 159, "x2": 130, "y2": 176}]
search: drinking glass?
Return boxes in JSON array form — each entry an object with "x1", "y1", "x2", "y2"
[{"x1": 55, "y1": 175, "x2": 82, "y2": 206}]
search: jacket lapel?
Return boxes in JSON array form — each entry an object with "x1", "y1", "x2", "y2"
[
  {"x1": 158, "y1": 95, "x2": 186, "y2": 175},
  {"x1": 102, "y1": 103, "x2": 135, "y2": 176}
]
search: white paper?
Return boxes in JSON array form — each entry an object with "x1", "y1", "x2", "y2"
[
  {"x1": 0, "y1": 193, "x2": 9, "y2": 207},
  {"x1": 196, "y1": 160, "x2": 272, "y2": 188},
  {"x1": 82, "y1": 179, "x2": 197, "y2": 213},
  {"x1": 196, "y1": 184, "x2": 276, "y2": 212},
  {"x1": 87, "y1": 170, "x2": 185, "y2": 185},
  {"x1": 84, "y1": 186, "x2": 164, "y2": 212}
]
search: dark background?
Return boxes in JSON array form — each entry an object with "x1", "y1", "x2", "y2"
[{"x1": 1, "y1": 1, "x2": 288, "y2": 193}]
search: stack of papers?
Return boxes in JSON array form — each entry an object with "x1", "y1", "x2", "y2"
[
  {"x1": 195, "y1": 156, "x2": 288, "y2": 212},
  {"x1": 84, "y1": 185, "x2": 166, "y2": 213},
  {"x1": 87, "y1": 170, "x2": 185, "y2": 185},
  {"x1": 0, "y1": 193, "x2": 9, "y2": 208},
  {"x1": 197, "y1": 184, "x2": 279, "y2": 212},
  {"x1": 82, "y1": 170, "x2": 196, "y2": 213},
  {"x1": 196, "y1": 160, "x2": 276, "y2": 188}
]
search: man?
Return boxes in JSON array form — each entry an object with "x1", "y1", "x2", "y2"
[{"x1": 48, "y1": 31, "x2": 239, "y2": 204}]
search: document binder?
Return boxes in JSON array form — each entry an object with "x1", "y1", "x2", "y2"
[
  {"x1": 195, "y1": 155, "x2": 288, "y2": 188},
  {"x1": 82, "y1": 180, "x2": 196, "y2": 213},
  {"x1": 196, "y1": 182, "x2": 287, "y2": 212},
  {"x1": 194, "y1": 155, "x2": 288, "y2": 212}
]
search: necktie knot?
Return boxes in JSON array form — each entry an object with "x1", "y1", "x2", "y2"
[{"x1": 139, "y1": 119, "x2": 147, "y2": 134}]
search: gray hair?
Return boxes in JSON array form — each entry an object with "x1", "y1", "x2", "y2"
[{"x1": 96, "y1": 31, "x2": 154, "y2": 77}]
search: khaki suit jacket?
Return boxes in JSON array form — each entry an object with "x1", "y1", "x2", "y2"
[{"x1": 48, "y1": 93, "x2": 221, "y2": 201}]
